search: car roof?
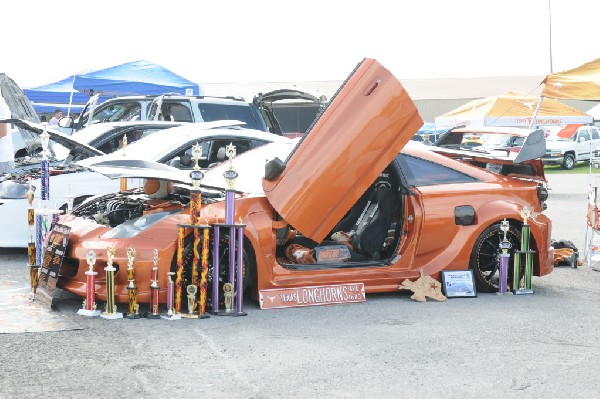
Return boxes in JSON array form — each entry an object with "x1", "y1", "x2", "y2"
[{"x1": 70, "y1": 121, "x2": 188, "y2": 144}]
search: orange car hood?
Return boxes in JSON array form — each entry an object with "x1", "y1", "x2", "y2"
[{"x1": 262, "y1": 58, "x2": 423, "y2": 242}]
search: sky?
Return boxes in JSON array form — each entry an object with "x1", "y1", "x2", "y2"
[{"x1": 4, "y1": 0, "x2": 599, "y2": 89}]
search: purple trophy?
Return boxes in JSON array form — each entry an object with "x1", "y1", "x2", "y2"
[
  {"x1": 497, "y1": 219, "x2": 513, "y2": 295},
  {"x1": 212, "y1": 143, "x2": 247, "y2": 316}
]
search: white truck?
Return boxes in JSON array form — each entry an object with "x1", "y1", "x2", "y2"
[{"x1": 542, "y1": 125, "x2": 600, "y2": 170}]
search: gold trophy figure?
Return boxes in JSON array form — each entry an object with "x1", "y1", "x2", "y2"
[
  {"x1": 185, "y1": 284, "x2": 198, "y2": 318},
  {"x1": 124, "y1": 247, "x2": 141, "y2": 319},
  {"x1": 100, "y1": 247, "x2": 123, "y2": 319},
  {"x1": 223, "y1": 283, "x2": 234, "y2": 313}
]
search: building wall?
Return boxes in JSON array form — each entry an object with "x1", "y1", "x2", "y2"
[{"x1": 201, "y1": 77, "x2": 599, "y2": 124}]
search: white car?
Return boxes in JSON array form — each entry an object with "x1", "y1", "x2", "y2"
[{"x1": 0, "y1": 120, "x2": 290, "y2": 247}]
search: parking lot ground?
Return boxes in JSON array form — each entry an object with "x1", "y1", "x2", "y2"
[{"x1": 1, "y1": 173, "x2": 599, "y2": 398}]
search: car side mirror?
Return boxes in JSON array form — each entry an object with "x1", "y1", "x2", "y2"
[
  {"x1": 264, "y1": 157, "x2": 285, "y2": 181},
  {"x1": 58, "y1": 116, "x2": 74, "y2": 128}
]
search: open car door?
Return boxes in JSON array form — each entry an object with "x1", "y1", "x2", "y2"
[{"x1": 262, "y1": 58, "x2": 423, "y2": 242}]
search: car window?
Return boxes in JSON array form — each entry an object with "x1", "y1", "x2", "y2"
[
  {"x1": 197, "y1": 103, "x2": 263, "y2": 131},
  {"x1": 163, "y1": 139, "x2": 253, "y2": 169},
  {"x1": 94, "y1": 127, "x2": 169, "y2": 154},
  {"x1": 91, "y1": 102, "x2": 142, "y2": 124},
  {"x1": 396, "y1": 154, "x2": 478, "y2": 186},
  {"x1": 578, "y1": 129, "x2": 591, "y2": 141},
  {"x1": 592, "y1": 129, "x2": 600, "y2": 140}
]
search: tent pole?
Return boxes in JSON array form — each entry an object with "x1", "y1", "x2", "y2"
[
  {"x1": 66, "y1": 75, "x2": 76, "y2": 116},
  {"x1": 528, "y1": 96, "x2": 544, "y2": 129}
]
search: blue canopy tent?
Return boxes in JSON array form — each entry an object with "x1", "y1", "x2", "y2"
[
  {"x1": 72, "y1": 60, "x2": 202, "y2": 96},
  {"x1": 24, "y1": 75, "x2": 112, "y2": 114}
]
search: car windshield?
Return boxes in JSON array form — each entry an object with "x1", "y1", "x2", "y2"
[{"x1": 202, "y1": 140, "x2": 298, "y2": 194}]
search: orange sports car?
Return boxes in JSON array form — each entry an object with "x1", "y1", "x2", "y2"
[{"x1": 57, "y1": 59, "x2": 553, "y2": 308}]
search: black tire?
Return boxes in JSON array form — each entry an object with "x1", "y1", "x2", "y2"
[
  {"x1": 562, "y1": 153, "x2": 575, "y2": 170},
  {"x1": 469, "y1": 223, "x2": 525, "y2": 293},
  {"x1": 170, "y1": 230, "x2": 255, "y2": 308}
]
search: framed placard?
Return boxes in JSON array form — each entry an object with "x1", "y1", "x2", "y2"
[
  {"x1": 35, "y1": 224, "x2": 71, "y2": 308},
  {"x1": 441, "y1": 270, "x2": 477, "y2": 298}
]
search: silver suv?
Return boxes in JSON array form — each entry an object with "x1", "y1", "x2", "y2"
[{"x1": 59, "y1": 94, "x2": 270, "y2": 134}]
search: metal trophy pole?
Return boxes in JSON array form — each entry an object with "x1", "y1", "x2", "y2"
[
  {"x1": 145, "y1": 249, "x2": 161, "y2": 319},
  {"x1": 497, "y1": 219, "x2": 513, "y2": 296},
  {"x1": 514, "y1": 207, "x2": 535, "y2": 295},
  {"x1": 26, "y1": 183, "x2": 39, "y2": 299},
  {"x1": 162, "y1": 272, "x2": 181, "y2": 320},
  {"x1": 77, "y1": 251, "x2": 101, "y2": 316},
  {"x1": 199, "y1": 223, "x2": 211, "y2": 318},
  {"x1": 123, "y1": 247, "x2": 141, "y2": 319},
  {"x1": 213, "y1": 143, "x2": 247, "y2": 316},
  {"x1": 100, "y1": 247, "x2": 123, "y2": 319}
]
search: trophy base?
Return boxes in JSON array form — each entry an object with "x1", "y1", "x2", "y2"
[
  {"x1": 161, "y1": 314, "x2": 182, "y2": 320},
  {"x1": 180, "y1": 313, "x2": 199, "y2": 319},
  {"x1": 514, "y1": 288, "x2": 534, "y2": 295},
  {"x1": 100, "y1": 312, "x2": 123, "y2": 319},
  {"x1": 123, "y1": 312, "x2": 142, "y2": 319},
  {"x1": 144, "y1": 312, "x2": 161, "y2": 319},
  {"x1": 214, "y1": 310, "x2": 248, "y2": 317},
  {"x1": 496, "y1": 291, "x2": 513, "y2": 296},
  {"x1": 77, "y1": 309, "x2": 101, "y2": 317}
]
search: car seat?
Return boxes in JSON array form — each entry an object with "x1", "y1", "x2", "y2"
[{"x1": 347, "y1": 182, "x2": 396, "y2": 259}]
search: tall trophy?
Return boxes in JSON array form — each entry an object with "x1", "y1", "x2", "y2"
[
  {"x1": 120, "y1": 134, "x2": 128, "y2": 191},
  {"x1": 100, "y1": 247, "x2": 123, "y2": 319},
  {"x1": 26, "y1": 183, "x2": 39, "y2": 299},
  {"x1": 145, "y1": 249, "x2": 161, "y2": 319},
  {"x1": 77, "y1": 251, "x2": 101, "y2": 316},
  {"x1": 162, "y1": 271, "x2": 181, "y2": 320},
  {"x1": 497, "y1": 219, "x2": 512, "y2": 296},
  {"x1": 212, "y1": 143, "x2": 247, "y2": 316},
  {"x1": 34, "y1": 124, "x2": 62, "y2": 267},
  {"x1": 513, "y1": 207, "x2": 536, "y2": 295},
  {"x1": 124, "y1": 247, "x2": 141, "y2": 319}
]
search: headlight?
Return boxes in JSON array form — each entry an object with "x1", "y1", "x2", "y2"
[
  {"x1": 0, "y1": 181, "x2": 32, "y2": 199},
  {"x1": 547, "y1": 150, "x2": 562, "y2": 156}
]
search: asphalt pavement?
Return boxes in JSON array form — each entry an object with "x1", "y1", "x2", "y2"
[{"x1": 1, "y1": 172, "x2": 599, "y2": 399}]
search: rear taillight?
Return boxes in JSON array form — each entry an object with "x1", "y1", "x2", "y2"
[{"x1": 537, "y1": 184, "x2": 549, "y2": 210}]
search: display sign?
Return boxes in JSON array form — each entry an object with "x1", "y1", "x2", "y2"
[
  {"x1": 441, "y1": 270, "x2": 477, "y2": 298},
  {"x1": 259, "y1": 282, "x2": 365, "y2": 309},
  {"x1": 314, "y1": 245, "x2": 351, "y2": 263},
  {"x1": 34, "y1": 224, "x2": 71, "y2": 308}
]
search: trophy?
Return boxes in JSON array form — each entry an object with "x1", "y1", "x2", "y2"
[
  {"x1": 77, "y1": 251, "x2": 101, "y2": 316},
  {"x1": 123, "y1": 247, "x2": 141, "y2": 319},
  {"x1": 120, "y1": 134, "x2": 128, "y2": 191},
  {"x1": 145, "y1": 249, "x2": 161, "y2": 319},
  {"x1": 161, "y1": 272, "x2": 181, "y2": 320},
  {"x1": 26, "y1": 183, "x2": 39, "y2": 299},
  {"x1": 223, "y1": 283, "x2": 234, "y2": 313},
  {"x1": 184, "y1": 284, "x2": 198, "y2": 318},
  {"x1": 34, "y1": 124, "x2": 62, "y2": 266},
  {"x1": 175, "y1": 225, "x2": 185, "y2": 314},
  {"x1": 100, "y1": 247, "x2": 123, "y2": 319},
  {"x1": 497, "y1": 219, "x2": 513, "y2": 296},
  {"x1": 65, "y1": 182, "x2": 75, "y2": 214},
  {"x1": 513, "y1": 207, "x2": 535, "y2": 295},
  {"x1": 212, "y1": 144, "x2": 247, "y2": 316}
]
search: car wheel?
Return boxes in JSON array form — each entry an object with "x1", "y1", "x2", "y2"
[
  {"x1": 170, "y1": 231, "x2": 255, "y2": 309},
  {"x1": 469, "y1": 223, "x2": 525, "y2": 293},
  {"x1": 562, "y1": 154, "x2": 575, "y2": 170}
]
